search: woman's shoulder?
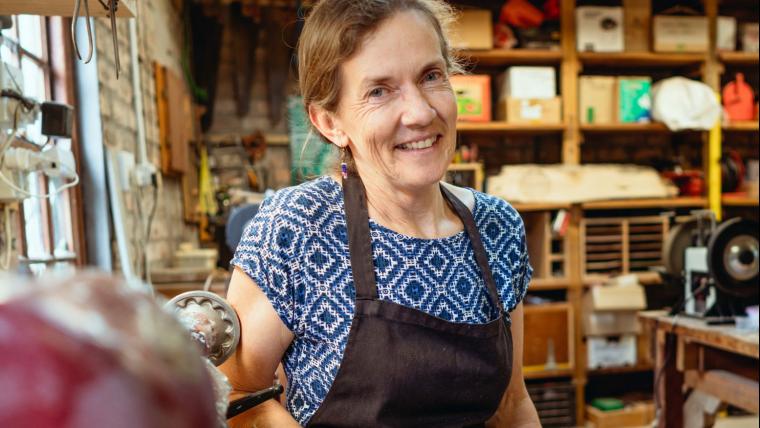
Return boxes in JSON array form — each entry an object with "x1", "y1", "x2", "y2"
[
  {"x1": 260, "y1": 175, "x2": 342, "y2": 221},
  {"x1": 471, "y1": 189, "x2": 523, "y2": 229}
]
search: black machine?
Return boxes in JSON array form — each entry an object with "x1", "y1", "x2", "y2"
[{"x1": 662, "y1": 211, "x2": 759, "y2": 323}]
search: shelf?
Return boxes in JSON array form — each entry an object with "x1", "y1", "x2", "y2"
[
  {"x1": 580, "y1": 123, "x2": 693, "y2": 133},
  {"x1": 722, "y1": 121, "x2": 759, "y2": 132},
  {"x1": 511, "y1": 201, "x2": 572, "y2": 212},
  {"x1": 1, "y1": 0, "x2": 136, "y2": 17},
  {"x1": 457, "y1": 49, "x2": 563, "y2": 66},
  {"x1": 578, "y1": 52, "x2": 705, "y2": 67},
  {"x1": 524, "y1": 364, "x2": 574, "y2": 380},
  {"x1": 722, "y1": 194, "x2": 760, "y2": 207},
  {"x1": 587, "y1": 363, "x2": 653, "y2": 376},
  {"x1": 581, "y1": 197, "x2": 707, "y2": 210},
  {"x1": 531, "y1": 277, "x2": 571, "y2": 290},
  {"x1": 584, "y1": 271, "x2": 663, "y2": 287},
  {"x1": 457, "y1": 121, "x2": 565, "y2": 134},
  {"x1": 718, "y1": 51, "x2": 759, "y2": 66}
]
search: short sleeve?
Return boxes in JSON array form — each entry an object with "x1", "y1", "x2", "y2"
[
  {"x1": 508, "y1": 215, "x2": 532, "y2": 312},
  {"x1": 230, "y1": 191, "x2": 308, "y2": 333},
  {"x1": 476, "y1": 194, "x2": 533, "y2": 314}
]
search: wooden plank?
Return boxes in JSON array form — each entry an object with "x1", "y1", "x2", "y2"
[
  {"x1": 582, "y1": 197, "x2": 708, "y2": 210},
  {"x1": 586, "y1": 243, "x2": 623, "y2": 252},
  {"x1": 584, "y1": 235, "x2": 623, "y2": 243},
  {"x1": 629, "y1": 224, "x2": 665, "y2": 233},
  {"x1": 630, "y1": 251, "x2": 662, "y2": 259},
  {"x1": 586, "y1": 260, "x2": 623, "y2": 269},
  {"x1": 722, "y1": 121, "x2": 760, "y2": 132},
  {"x1": 684, "y1": 370, "x2": 760, "y2": 413},
  {"x1": 629, "y1": 242, "x2": 663, "y2": 250},
  {"x1": 0, "y1": 0, "x2": 136, "y2": 17},
  {"x1": 629, "y1": 233, "x2": 664, "y2": 242},
  {"x1": 456, "y1": 121, "x2": 565, "y2": 133},
  {"x1": 585, "y1": 253, "x2": 621, "y2": 261},
  {"x1": 719, "y1": 51, "x2": 760, "y2": 66},
  {"x1": 561, "y1": 0, "x2": 579, "y2": 166},
  {"x1": 578, "y1": 52, "x2": 705, "y2": 67},
  {"x1": 457, "y1": 49, "x2": 563, "y2": 66},
  {"x1": 584, "y1": 226, "x2": 622, "y2": 234}
]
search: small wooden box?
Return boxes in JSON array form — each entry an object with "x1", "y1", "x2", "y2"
[
  {"x1": 451, "y1": 75, "x2": 491, "y2": 122},
  {"x1": 586, "y1": 402, "x2": 655, "y2": 428},
  {"x1": 523, "y1": 302, "x2": 574, "y2": 371}
]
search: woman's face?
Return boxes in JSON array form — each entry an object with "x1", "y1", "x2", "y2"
[{"x1": 333, "y1": 10, "x2": 457, "y2": 191}]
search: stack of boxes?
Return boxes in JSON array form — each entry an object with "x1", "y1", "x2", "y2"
[
  {"x1": 579, "y1": 76, "x2": 652, "y2": 125},
  {"x1": 583, "y1": 276, "x2": 647, "y2": 369},
  {"x1": 498, "y1": 67, "x2": 561, "y2": 125}
]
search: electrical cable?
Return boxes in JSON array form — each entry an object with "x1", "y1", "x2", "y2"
[
  {"x1": 0, "y1": 164, "x2": 80, "y2": 200},
  {"x1": 0, "y1": 205, "x2": 12, "y2": 270}
]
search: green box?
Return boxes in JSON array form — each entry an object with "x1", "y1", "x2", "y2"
[{"x1": 618, "y1": 77, "x2": 652, "y2": 123}]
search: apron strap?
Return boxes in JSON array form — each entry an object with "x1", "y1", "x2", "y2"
[
  {"x1": 343, "y1": 174, "x2": 379, "y2": 300},
  {"x1": 439, "y1": 184, "x2": 505, "y2": 314}
]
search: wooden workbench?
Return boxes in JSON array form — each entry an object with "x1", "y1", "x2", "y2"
[
  {"x1": 639, "y1": 311, "x2": 759, "y2": 428},
  {"x1": 151, "y1": 267, "x2": 230, "y2": 299}
]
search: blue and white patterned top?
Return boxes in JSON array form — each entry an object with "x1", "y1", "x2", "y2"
[{"x1": 231, "y1": 176, "x2": 532, "y2": 425}]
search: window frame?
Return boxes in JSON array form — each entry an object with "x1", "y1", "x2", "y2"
[{"x1": 2, "y1": 15, "x2": 86, "y2": 269}]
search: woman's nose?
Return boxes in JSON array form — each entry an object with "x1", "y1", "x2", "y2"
[{"x1": 400, "y1": 88, "x2": 436, "y2": 128}]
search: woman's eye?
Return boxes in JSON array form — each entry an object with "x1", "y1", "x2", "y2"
[
  {"x1": 368, "y1": 87, "x2": 386, "y2": 98},
  {"x1": 423, "y1": 71, "x2": 443, "y2": 82}
]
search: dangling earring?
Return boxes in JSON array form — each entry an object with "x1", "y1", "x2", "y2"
[{"x1": 340, "y1": 146, "x2": 348, "y2": 179}]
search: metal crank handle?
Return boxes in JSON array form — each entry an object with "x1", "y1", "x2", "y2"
[{"x1": 226, "y1": 384, "x2": 285, "y2": 419}]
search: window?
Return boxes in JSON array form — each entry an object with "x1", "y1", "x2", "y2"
[{"x1": 0, "y1": 15, "x2": 82, "y2": 274}]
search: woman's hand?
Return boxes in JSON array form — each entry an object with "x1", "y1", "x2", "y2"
[
  {"x1": 486, "y1": 303, "x2": 541, "y2": 427},
  {"x1": 220, "y1": 268, "x2": 299, "y2": 427}
]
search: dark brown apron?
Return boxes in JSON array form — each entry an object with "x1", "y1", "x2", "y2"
[{"x1": 307, "y1": 174, "x2": 513, "y2": 428}]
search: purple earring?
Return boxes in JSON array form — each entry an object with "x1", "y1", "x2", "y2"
[{"x1": 340, "y1": 146, "x2": 348, "y2": 179}]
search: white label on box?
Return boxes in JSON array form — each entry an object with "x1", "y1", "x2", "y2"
[
  {"x1": 520, "y1": 101, "x2": 542, "y2": 120},
  {"x1": 503, "y1": 67, "x2": 556, "y2": 100},
  {"x1": 576, "y1": 6, "x2": 624, "y2": 52},
  {"x1": 654, "y1": 16, "x2": 709, "y2": 52}
]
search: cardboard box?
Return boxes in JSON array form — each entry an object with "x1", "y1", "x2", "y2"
[
  {"x1": 498, "y1": 67, "x2": 556, "y2": 100},
  {"x1": 579, "y1": 76, "x2": 617, "y2": 124},
  {"x1": 653, "y1": 15, "x2": 709, "y2": 52},
  {"x1": 742, "y1": 23, "x2": 759, "y2": 53},
  {"x1": 586, "y1": 283, "x2": 646, "y2": 311},
  {"x1": 618, "y1": 76, "x2": 651, "y2": 123},
  {"x1": 717, "y1": 16, "x2": 737, "y2": 51},
  {"x1": 587, "y1": 335, "x2": 637, "y2": 368},
  {"x1": 586, "y1": 402, "x2": 655, "y2": 428},
  {"x1": 451, "y1": 75, "x2": 491, "y2": 122},
  {"x1": 583, "y1": 307, "x2": 641, "y2": 336},
  {"x1": 501, "y1": 97, "x2": 562, "y2": 124},
  {"x1": 451, "y1": 9, "x2": 492, "y2": 50},
  {"x1": 623, "y1": 0, "x2": 650, "y2": 51},
  {"x1": 577, "y1": 6, "x2": 624, "y2": 52}
]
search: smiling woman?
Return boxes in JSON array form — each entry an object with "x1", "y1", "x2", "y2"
[{"x1": 221, "y1": 1, "x2": 539, "y2": 427}]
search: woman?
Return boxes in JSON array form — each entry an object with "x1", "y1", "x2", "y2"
[{"x1": 222, "y1": 0, "x2": 540, "y2": 426}]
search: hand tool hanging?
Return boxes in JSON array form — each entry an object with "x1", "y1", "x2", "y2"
[{"x1": 71, "y1": 0, "x2": 121, "y2": 79}]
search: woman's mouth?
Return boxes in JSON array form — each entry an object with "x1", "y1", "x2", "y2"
[{"x1": 395, "y1": 135, "x2": 439, "y2": 151}]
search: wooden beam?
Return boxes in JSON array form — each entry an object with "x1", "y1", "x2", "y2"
[{"x1": 684, "y1": 370, "x2": 760, "y2": 414}]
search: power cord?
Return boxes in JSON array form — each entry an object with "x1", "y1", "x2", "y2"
[
  {"x1": 0, "y1": 204, "x2": 13, "y2": 270},
  {"x1": 650, "y1": 279, "x2": 709, "y2": 427}
]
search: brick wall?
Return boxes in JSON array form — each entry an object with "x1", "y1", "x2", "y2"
[{"x1": 94, "y1": 0, "x2": 196, "y2": 273}]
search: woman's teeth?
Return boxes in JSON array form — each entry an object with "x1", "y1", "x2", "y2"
[{"x1": 398, "y1": 136, "x2": 436, "y2": 150}]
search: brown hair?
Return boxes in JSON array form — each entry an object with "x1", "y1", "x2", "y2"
[{"x1": 297, "y1": 0, "x2": 462, "y2": 141}]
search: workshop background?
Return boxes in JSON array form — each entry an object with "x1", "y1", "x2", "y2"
[{"x1": 0, "y1": 0, "x2": 758, "y2": 427}]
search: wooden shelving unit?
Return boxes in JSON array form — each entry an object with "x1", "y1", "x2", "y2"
[
  {"x1": 457, "y1": 49, "x2": 563, "y2": 66},
  {"x1": 454, "y1": 1, "x2": 757, "y2": 424},
  {"x1": 577, "y1": 52, "x2": 705, "y2": 67},
  {"x1": 718, "y1": 51, "x2": 760, "y2": 66},
  {"x1": 456, "y1": 121, "x2": 564, "y2": 133}
]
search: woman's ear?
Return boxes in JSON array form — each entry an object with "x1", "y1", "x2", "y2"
[{"x1": 308, "y1": 105, "x2": 348, "y2": 148}]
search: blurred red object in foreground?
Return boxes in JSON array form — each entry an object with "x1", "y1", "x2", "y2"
[{"x1": 0, "y1": 272, "x2": 217, "y2": 428}]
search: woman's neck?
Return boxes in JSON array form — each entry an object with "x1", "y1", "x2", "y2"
[{"x1": 358, "y1": 174, "x2": 462, "y2": 239}]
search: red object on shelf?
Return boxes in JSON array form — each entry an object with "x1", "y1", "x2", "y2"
[
  {"x1": 723, "y1": 73, "x2": 755, "y2": 121},
  {"x1": 662, "y1": 170, "x2": 704, "y2": 196}
]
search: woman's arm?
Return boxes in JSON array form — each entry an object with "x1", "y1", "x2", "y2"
[
  {"x1": 486, "y1": 303, "x2": 541, "y2": 427},
  {"x1": 221, "y1": 268, "x2": 300, "y2": 428}
]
